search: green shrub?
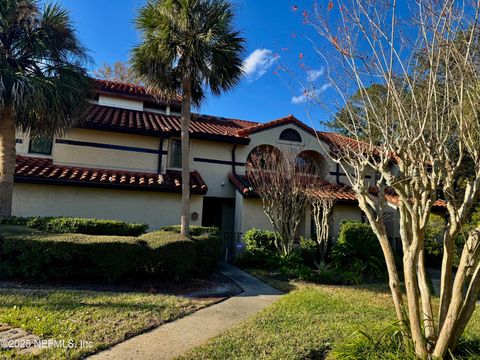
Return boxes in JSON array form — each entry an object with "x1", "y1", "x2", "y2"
[
  {"x1": 1, "y1": 217, "x2": 148, "y2": 236},
  {"x1": 298, "y1": 238, "x2": 319, "y2": 267},
  {"x1": 237, "y1": 228, "x2": 277, "y2": 267},
  {"x1": 159, "y1": 225, "x2": 219, "y2": 237},
  {"x1": 190, "y1": 234, "x2": 222, "y2": 275},
  {"x1": 332, "y1": 220, "x2": 386, "y2": 280},
  {"x1": 425, "y1": 214, "x2": 446, "y2": 267},
  {"x1": 0, "y1": 229, "x2": 196, "y2": 282}
]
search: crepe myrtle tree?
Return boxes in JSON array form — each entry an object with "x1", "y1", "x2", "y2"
[
  {"x1": 306, "y1": 0, "x2": 480, "y2": 357},
  {"x1": 309, "y1": 193, "x2": 334, "y2": 262},
  {"x1": 247, "y1": 146, "x2": 324, "y2": 255},
  {"x1": 0, "y1": 0, "x2": 91, "y2": 218},
  {"x1": 131, "y1": 0, "x2": 245, "y2": 235}
]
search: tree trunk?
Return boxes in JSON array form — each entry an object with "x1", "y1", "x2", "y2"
[
  {"x1": 418, "y1": 248, "x2": 436, "y2": 346},
  {"x1": 180, "y1": 77, "x2": 192, "y2": 236},
  {"x1": 434, "y1": 230, "x2": 480, "y2": 358},
  {"x1": 439, "y1": 229, "x2": 455, "y2": 328},
  {"x1": 0, "y1": 106, "x2": 16, "y2": 219}
]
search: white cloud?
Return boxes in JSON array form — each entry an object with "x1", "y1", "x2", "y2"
[
  {"x1": 291, "y1": 93, "x2": 309, "y2": 104},
  {"x1": 307, "y1": 68, "x2": 324, "y2": 82},
  {"x1": 291, "y1": 83, "x2": 331, "y2": 104},
  {"x1": 319, "y1": 83, "x2": 332, "y2": 92},
  {"x1": 242, "y1": 49, "x2": 277, "y2": 82}
]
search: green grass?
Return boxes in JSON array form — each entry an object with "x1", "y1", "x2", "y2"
[
  {"x1": 0, "y1": 287, "x2": 213, "y2": 359},
  {"x1": 180, "y1": 273, "x2": 480, "y2": 360}
]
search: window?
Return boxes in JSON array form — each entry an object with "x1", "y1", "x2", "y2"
[
  {"x1": 279, "y1": 128, "x2": 302, "y2": 142},
  {"x1": 29, "y1": 136, "x2": 53, "y2": 155},
  {"x1": 169, "y1": 139, "x2": 182, "y2": 168}
]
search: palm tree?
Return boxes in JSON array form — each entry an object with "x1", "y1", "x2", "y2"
[
  {"x1": 0, "y1": 0, "x2": 91, "y2": 218},
  {"x1": 132, "y1": 0, "x2": 245, "y2": 235}
]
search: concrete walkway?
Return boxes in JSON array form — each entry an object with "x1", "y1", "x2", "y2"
[
  {"x1": 427, "y1": 267, "x2": 479, "y2": 304},
  {"x1": 89, "y1": 264, "x2": 283, "y2": 360}
]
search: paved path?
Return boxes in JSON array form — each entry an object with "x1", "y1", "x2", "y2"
[
  {"x1": 89, "y1": 264, "x2": 283, "y2": 360},
  {"x1": 427, "y1": 268, "x2": 479, "y2": 304}
]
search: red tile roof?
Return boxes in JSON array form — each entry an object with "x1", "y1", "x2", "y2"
[
  {"x1": 229, "y1": 172, "x2": 446, "y2": 209},
  {"x1": 228, "y1": 172, "x2": 356, "y2": 201},
  {"x1": 85, "y1": 104, "x2": 256, "y2": 143},
  {"x1": 93, "y1": 79, "x2": 182, "y2": 107},
  {"x1": 14, "y1": 155, "x2": 208, "y2": 194},
  {"x1": 91, "y1": 78, "x2": 366, "y2": 150},
  {"x1": 237, "y1": 114, "x2": 315, "y2": 137},
  {"x1": 236, "y1": 114, "x2": 367, "y2": 154}
]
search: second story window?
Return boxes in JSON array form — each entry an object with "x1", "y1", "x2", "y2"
[
  {"x1": 169, "y1": 139, "x2": 182, "y2": 168},
  {"x1": 29, "y1": 136, "x2": 53, "y2": 156}
]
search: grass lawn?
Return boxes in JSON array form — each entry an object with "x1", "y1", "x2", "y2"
[
  {"x1": 179, "y1": 269, "x2": 480, "y2": 360},
  {"x1": 0, "y1": 287, "x2": 214, "y2": 359}
]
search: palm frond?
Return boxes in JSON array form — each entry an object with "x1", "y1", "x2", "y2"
[
  {"x1": 131, "y1": 0, "x2": 246, "y2": 106},
  {"x1": 0, "y1": 0, "x2": 91, "y2": 136}
]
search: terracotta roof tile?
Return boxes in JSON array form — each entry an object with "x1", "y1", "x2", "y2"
[
  {"x1": 236, "y1": 115, "x2": 315, "y2": 137},
  {"x1": 228, "y1": 172, "x2": 356, "y2": 201},
  {"x1": 229, "y1": 172, "x2": 446, "y2": 208},
  {"x1": 14, "y1": 155, "x2": 208, "y2": 194},
  {"x1": 85, "y1": 104, "x2": 255, "y2": 142}
]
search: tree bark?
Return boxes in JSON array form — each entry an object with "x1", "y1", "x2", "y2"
[
  {"x1": 418, "y1": 248, "x2": 436, "y2": 346},
  {"x1": 357, "y1": 195, "x2": 405, "y2": 324},
  {"x1": 0, "y1": 106, "x2": 16, "y2": 219},
  {"x1": 434, "y1": 230, "x2": 480, "y2": 358},
  {"x1": 180, "y1": 77, "x2": 192, "y2": 236},
  {"x1": 404, "y1": 252, "x2": 428, "y2": 358}
]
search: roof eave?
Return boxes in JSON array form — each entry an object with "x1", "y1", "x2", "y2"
[{"x1": 14, "y1": 176, "x2": 208, "y2": 195}]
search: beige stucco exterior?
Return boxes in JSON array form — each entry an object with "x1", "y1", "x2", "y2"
[
  {"x1": 13, "y1": 183, "x2": 203, "y2": 231},
  {"x1": 12, "y1": 90, "x2": 397, "y2": 240}
]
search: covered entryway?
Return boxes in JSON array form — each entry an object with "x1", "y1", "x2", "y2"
[{"x1": 201, "y1": 197, "x2": 241, "y2": 262}]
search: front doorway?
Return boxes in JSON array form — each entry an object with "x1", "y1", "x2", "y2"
[
  {"x1": 201, "y1": 197, "x2": 235, "y2": 234},
  {"x1": 202, "y1": 197, "x2": 238, "y2": 262}
]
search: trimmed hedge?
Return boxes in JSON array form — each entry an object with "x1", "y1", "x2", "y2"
[
  {"x1": 160, "y1": 225, "x2": 219, "y2": 237},
  {"x1": 0, "y1": 226, "x2": 221, "y2": 283},
  {"x1": 0, "y1": 217, "x2": 148, "y2": 236},
  {"x1": 191, "y1": 235, "x2": 222, "y2": 275}
]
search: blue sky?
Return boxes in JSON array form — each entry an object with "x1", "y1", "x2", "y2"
[{"x1": 55, "y1": 0, "x2": 331, "y2": 128}]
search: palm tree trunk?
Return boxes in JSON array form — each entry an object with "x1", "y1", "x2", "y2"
[
  {"x1": 180, "y1": 77, "x2": 192, "y2": 236},
  {"x1": 0, "y1": 106, "x2": 16, "y2": 218}
]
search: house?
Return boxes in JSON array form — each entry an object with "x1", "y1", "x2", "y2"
[{"x1": 13, "y1": 79, "x2": 399, "y2": 242}]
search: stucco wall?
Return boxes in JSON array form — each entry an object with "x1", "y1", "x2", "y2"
[
  {"x1": 330, "y1": 203, "x2": 363, "y2": 241},
  {"x1": 55, "y1": 129, "x2": 162, "y2": 173},
  {"x1": 12, "y1": 184, "x2": 203, "y2": 231},
  {"x1": 240, "y1": 197, "x2": 274, "y2": 234},
  {"x1": 188, "y1": 139, "x2": 236, "y2": 198},
  {"x1": 98, "y1": 94, "x2": 144, "y2": 111}
]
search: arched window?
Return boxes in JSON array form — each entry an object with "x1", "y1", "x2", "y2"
[
  {"x1": 295, "y1": 150, "x2": 327, "y2": 176},
  {"x1": 279, "y1": 128, "x2": 302, "y2": 142},
  {"x1": 246, "y1": 145, "x2": 282, "y2": 172}
]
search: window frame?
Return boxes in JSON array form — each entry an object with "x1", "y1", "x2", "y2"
[
  {"x1": 169, "y1": 138, "x2": 182, "y2": 169},
  {"x1": 279, "y1": 128, "x2": 302, "y2": 143},
  {"x1": 28, "y1": 136, "x2": 54, "y2": 156}
]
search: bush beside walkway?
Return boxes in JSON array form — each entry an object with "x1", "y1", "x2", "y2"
[{"x1": 0, "y1": 225, "x2": 221, "y2": 283}]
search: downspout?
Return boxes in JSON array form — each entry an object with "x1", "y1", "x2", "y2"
[
  {"x1": 231, "y1": 143, "x2": 237, "y2": 174},
  {"x1": 157, "y1": 138, "x2": 164, "y2": 173}
]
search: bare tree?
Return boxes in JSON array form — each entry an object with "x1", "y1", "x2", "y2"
[
  {"x1": 310, "y1": 194, "x2": 334, "y2": 261},
  {"x1": 247, "y1": 146, "x2": 322, "y2": 255},
  {"x1": 306, "y1": 0, "x2": 480, "y2": 357},
  {"x1": 93, "y1": 61, "x2": 140, "y2": 84}
]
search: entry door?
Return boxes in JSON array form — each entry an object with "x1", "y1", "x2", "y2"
[{"x1": 201, "y1": 197, "x2": 235, "y2": 233}]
